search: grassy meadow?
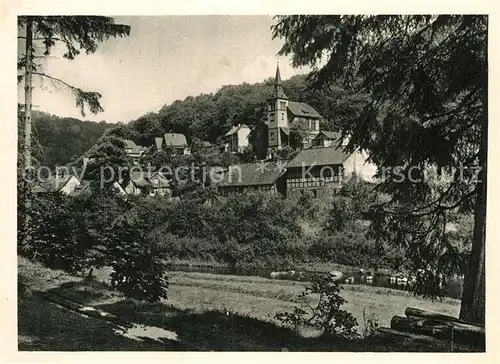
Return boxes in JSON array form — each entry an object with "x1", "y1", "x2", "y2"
[{"x1": 17, "y1": 257, "x2": 470, "y2": 351}]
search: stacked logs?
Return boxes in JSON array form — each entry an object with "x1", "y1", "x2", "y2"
[{"x1": 388, "y1": 307, "x2": 485, "y2": 350}]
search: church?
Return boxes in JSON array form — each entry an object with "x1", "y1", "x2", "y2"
[
  {"x1": 265, "y1": 63, "x2": 322, "y2": 151},
  {"x1": 248, "y1": 64, "x2": 323, "y2": 159},
  {"x1": 218, "y1": 64, "x2": 377, "y2": 198}
]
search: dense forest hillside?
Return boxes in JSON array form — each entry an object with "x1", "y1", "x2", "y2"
[
  {"x1": 26, "y1": 111, "x2": 114, "y2": 168},
  {"x1": 27, "y1": 73, "x2": 369, "y2": 167},
  {"x1": 109, "y1": 74, "x2": 370, "y2": 148}
]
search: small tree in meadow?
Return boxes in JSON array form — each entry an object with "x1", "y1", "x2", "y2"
[{"x1": 107, "y1": 214, "x2": 169, "y2": 302}]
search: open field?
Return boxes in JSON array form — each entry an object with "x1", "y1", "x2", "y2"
[
  {"x1": 163, "y1": 271, "x2": 460, "y2": 329},
  {"x1": 18, "y1": 257, "x2": 467, "y2": 351},
  {"x1": 91, "y1": 266, "x2": 460, "y2": 330}
]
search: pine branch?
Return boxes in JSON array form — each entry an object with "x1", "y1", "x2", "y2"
[
  {"x1": 32, "y1": 71, "x2": 77, "y2": 91},
  {"x1": 32, "y1": 71, "x2": 104, "y2": 116}
]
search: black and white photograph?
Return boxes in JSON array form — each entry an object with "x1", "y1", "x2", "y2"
[{"x1": 3, "y1": 3, "x2": 493, "y2": 356}]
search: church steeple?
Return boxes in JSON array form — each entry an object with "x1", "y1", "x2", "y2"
[
  {"x1": 273, "y1": 62, "x2": 287, "y2": 99},
  {"x1": 275, "y1": 62, "x2": 283, "y2": 86}
]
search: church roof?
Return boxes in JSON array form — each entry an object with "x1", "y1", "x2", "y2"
[
  {"x1": 275, "y1": 63, "x2": 283, "y2": 86},
  {"x1": 271, "y1": 63, "x2": 288, "y2": 99},
  {"x1": 286, "y1": 146, "x2": 350, "y2": 168},
  {"x1": 287, "y1": 101, "x2": 322, "y2": 119}
]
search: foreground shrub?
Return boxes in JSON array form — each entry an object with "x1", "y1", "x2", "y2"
[
  {"x1": 275, "y1": 273, "x2": 358, "y2": 338},
  {"x1": 19, "y1": 192, "x2": 85, "y2": 274},
  {"x1": 108, "y1": 215, "x2": 169, "y2": 302}
]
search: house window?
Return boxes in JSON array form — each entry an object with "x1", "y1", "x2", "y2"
[
  {"x1": 280, "y1": 101, "x2": 286, "y2": 110},
  {"x1": 281, "y1": 112, "x2": 284, "y2": 120}
]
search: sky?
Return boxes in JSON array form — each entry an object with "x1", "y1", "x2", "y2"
[{"x1": 17, "y1": 16, "x2": 309, "y2": 123}]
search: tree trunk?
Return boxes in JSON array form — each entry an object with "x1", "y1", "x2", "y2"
[
  {"x1": 23, "y1": 18, "x2": 34, "y2": 229},
  {"x1": 405, "y1": 307, "x2": 463, "y2": 324},
  {"x1": 24, "y1": 18, "x2": 33, "y2": 171},
  {"x1": 459, "y1": 96, "x2": 487, "y2": 326}
]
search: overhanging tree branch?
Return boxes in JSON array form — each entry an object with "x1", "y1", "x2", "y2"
[{"x1": 32, "y1": 71, "x2": 104, "y2": 116}]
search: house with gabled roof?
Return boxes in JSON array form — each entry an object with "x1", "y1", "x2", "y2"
[
  {"x1": 224, "y1": 123, "x2": 251, "y2": 153},
  {"x1": 284, "y1": 145, "x2": 377, "y2": 197},
  {"x1": 32, "y1": 172, "x2": 81, "y2": 196},
  {"x1": 311, "y1": 131, "x2": 348, "y2": 148},
  {"x1": 124, "y1": 139, "x2": 147, "y2": 164},
  {"x1": 121, "y1": 170, "x2": 151, "y2": 195},
  {"x1": 119, "y1": 169, "x2": 173, "y2": 197},
  {"x1": 217, "y1": 162, "x2": 287, "y2": 197},
  {"x1": 148, "y1": 171, "x2": 172, "y2": 196},
  {"x1": 155, "y1": 133, "x2": 190, "y2": 155},
  {"x1": 68, "y1": 180, "x2": 92, "y2": 197}
]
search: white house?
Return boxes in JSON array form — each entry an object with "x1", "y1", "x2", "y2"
[
  {"x1": 32, "y1": 172, "x2": 81, "y2": 195},
  {"x1": 224, "y1": 124, "x2": 251, "y2": 153}
]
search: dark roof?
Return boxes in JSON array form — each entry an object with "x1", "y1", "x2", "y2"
[
  {"x1": 286, "y1": 147, "x2": 350, "y2": 168},
  {"x1": 32, "y1": 173, "x2": 78, "y2": 193},
  {"x1": 69, "y1": 181, "x2": 91, "y2": 197},
  {"x1": 124, "y1": 139, "x2": 147, "y2": 154},
  {"x1": 317, "y1": 131, "x2": 341, "y2": 140},
  {"x1": 287, "y1": 101, "x2": 322, "y2": 119},
  {"x1": 224, "y1": 124, "x2": 249, "y2": 137},
  {"x1": 218, "y1": 162, "x2": 285, "y2": 187},
  {"x1": 164, "y1": 133, "x2": 187, "y2": 148},
  {"x1": 129, "y1": 170, "x2": 150, "y2": 187}
]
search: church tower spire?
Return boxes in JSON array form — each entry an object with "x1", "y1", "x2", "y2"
[
  {"x1": 273, "y1": 62, "x2": 287, "y2": 99},
  {"x1": 266, "y1": 62, "x2": 290, "y2": 151}
]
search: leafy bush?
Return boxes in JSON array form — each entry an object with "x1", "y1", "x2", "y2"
[
  {"x1": 19, "y1": 192, "x2": 86, "y2": 274},
  {"x1": 68, "y1": 189, "x2": 129, "y2": 270},
  {"x1": 275, "y1": 273, "x2": 358, "y2": 338},
  {"x1": 108, "y1": 215, "x2": 169, "y2": 302}
]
